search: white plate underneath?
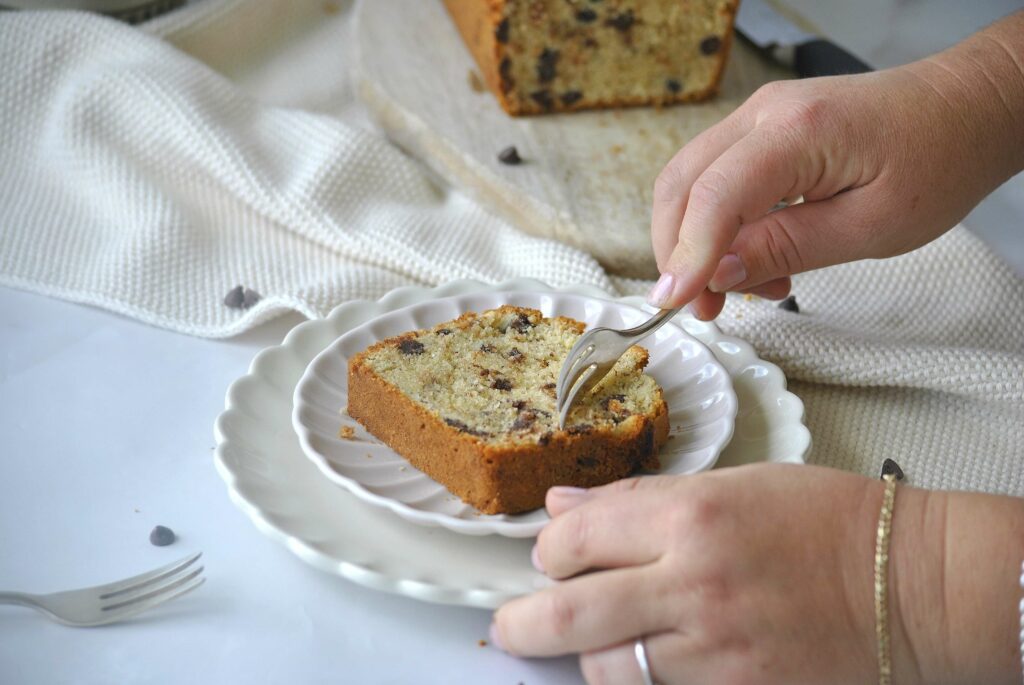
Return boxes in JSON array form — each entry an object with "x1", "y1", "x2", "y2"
[
  {"x1": 214, "y1": 279, "x2": 811, "y2": 608},
  {"x1": 292, "y1": 291, "x2": 738, "y2": 537}
]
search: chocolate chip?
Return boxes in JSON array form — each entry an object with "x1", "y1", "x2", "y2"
[
  {"x1": 495, "y1": 18, "x2": 509, "y2": 43},
  {"x1": 601, "y1": 394, "x2": 627, "y2": 410},
  {"x1": 778, "y1": 295, "x2": 800, "y2": 313},
  {"x1": 445, "y1": 418, "x2": 490, "y2": 438},
  {"x1": 700, "y1": 36, "x2": 722, "y2": 55},
  {"x1": 576, "y1": 457, "x2": 598, "y2": 468},
  {"x1": 541, "y1": 382, "x2": 557, "y2": 397},
  {"x1": 436, "y1": 328, "x2": 452, "y2": 335},
  {"x1": 606, "y1": 11, "x2": 634, "y2": 31},
  {"x1": 507, "y1": 347, "x2": 525, "y2": 362},
  {"x1": 568, "y1": 424, "x2": 593, "y2": 435},
  {"x1": 538, "y1": 432, "x2": 553, "y2": 446},
  {"x1": 881, "y1": 458, "x2": 905, "y2": 481},
  {"x1": 512, "y1": 411, "x2": 537, "y2": 430},
  {"x1": 560, "y1": 90, "x2": 583, "y2": 106},
  {"x1": 512, "y1": 400, "x2": 528, "y2": 410},
  {"x1": 666, "y1": 79, "x2": 682, "y2": 93},
  {"x1": 479, "y1": 343, "x2": 496, "y2": 353},
  {"x1": 530, "y1": 90, "x2": 554, "y2": 110},
  {"x1": 510, "y1": 313, "x2": 534, "y2": 332},
  {"x1": 576, "y1": 8, "x2": 597, "y2": 22},
  {"x1": 498, "y1": 146, "x2": 522, "y2": 165},
  {"x1": 499, "y1": 58, "x2": 514, "y2": 91},
  {"x1": 398, "y1": 339, "x2": 425, "y2": 355},
  {"x1": 491, "y1": 378, "x2": 513, "y2": 391},
  {"x1": 242, "y1": 287, "x2": 261, "y2": 309},
  {"x1": 639, "y1": 423, "x2": 656, "y2": 461},
  {"x1": 537, "y1": 48, "x2": 559, "y2": 83},
  {"x1": 149, "y1": 525, "x2": 175, "y2": 546},
  {"x1": 224, "y1": 285, "x2": 244, "y2": 308}
]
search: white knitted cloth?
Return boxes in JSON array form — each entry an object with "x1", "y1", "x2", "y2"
[{"x1": 0, "y1": 0, "x2": 1021, "y2": 494}]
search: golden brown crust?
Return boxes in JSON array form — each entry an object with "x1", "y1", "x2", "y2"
[
  {"x1": 443, "y1": 0, "x2": 511, "y2": 111},
  {"x1": 705, "y1": 0, "x2": 740, "y2": 101},
  {"x1": 347, "y1": 306, "x2": 669, "y2": 515},
  {"x1": 504, "y1": 87, "x2": 716, "y2": 116},
  {"x1": 348, "y1": 357, "x2": 504, "y2": 510}
]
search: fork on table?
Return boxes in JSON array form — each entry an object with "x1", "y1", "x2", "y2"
[{"x1": 0, "y1": 552, "x2": 204, "y2": 626}]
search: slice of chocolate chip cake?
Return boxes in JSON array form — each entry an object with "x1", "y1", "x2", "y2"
[
  {"x1": 443, "y1": 0, "x2": 740, "y2": 115},
  {"x1": 347, "y1": 306, "x2": 669, "y2": 514}
]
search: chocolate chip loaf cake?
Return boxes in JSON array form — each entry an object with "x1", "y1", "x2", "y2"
[
  {"x1": 443, "y1": 0, "x2": 740, "y2": 115},
  {"x1": 347, "y1": 306, "x2": 669, "y2": 514}
]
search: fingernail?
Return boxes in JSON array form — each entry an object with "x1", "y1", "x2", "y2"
[
  {"x1": 488, "y1": 622, "x2": 505, "y2": 651},
  {"x1": 646, "y1": 273, "x2": 676, "y2": 307},
  {"x1": 547, "y1": 485, "x2": 590, "y2": 509},
  {"x1": 530, "y1": 544, "x2": 544, "y2": 573},
  {"x1": 708, "y1": 253, "x2": 747, "y2": 293}
]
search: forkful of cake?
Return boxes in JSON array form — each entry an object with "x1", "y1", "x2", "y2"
[{"x1": 555, "y1": 307, "x2": 682, "y2": 430}]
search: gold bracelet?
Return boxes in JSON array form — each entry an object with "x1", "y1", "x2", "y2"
[{"x1": 875, "y1": 459, "x2": 904, "y2": 685}]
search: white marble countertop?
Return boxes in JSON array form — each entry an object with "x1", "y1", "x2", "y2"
[{"x1": 1, "y1": 2, "x2": 1021, "y2": 684}]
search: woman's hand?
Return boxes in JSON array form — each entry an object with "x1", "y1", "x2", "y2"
[
  {"x1": 491, "y1": 464, "x2": 925, "y2": 685},
  {"x1": 491, "y1": 464, "x2": 1024, "y2": 684},
  {"x1": 647, "y1": 12, "x2": 1024, "y2": 319}
]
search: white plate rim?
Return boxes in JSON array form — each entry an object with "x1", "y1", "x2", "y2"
[
  {"x1": 291, "y1": 291, "x2": 739, "y2": 537},
  {"x1": 213, "y1": 278, "x2": 812, "y2": 608}
]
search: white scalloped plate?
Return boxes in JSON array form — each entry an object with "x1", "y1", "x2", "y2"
[
  {"x1": 292, "y1": 292, "x2": 738, "y2": 537},
  {"x1": 214, "y1": 279, "x2": 811, "y2": 608}
]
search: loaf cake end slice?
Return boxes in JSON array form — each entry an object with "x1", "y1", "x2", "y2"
[
  {"x1": 347, "y1": 306, "x2": 669, "y2": 514},
  {"x1": 443, "y1": 0, "x2": 740, "y2": 115}
]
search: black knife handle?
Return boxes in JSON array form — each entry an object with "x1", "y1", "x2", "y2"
[{"x1": 794, "y1": 39, "x2": 872, "y2": 77}]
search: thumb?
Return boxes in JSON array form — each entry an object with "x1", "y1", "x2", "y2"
[
  {"x1": 707, "y1": 190, "x2": 876, "y2": 292},
  {"x1": 545, "y1": 476, "x2": 679, "y2": 516}
]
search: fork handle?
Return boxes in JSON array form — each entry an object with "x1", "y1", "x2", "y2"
[
  {"x1": 0, "y1": 591, "x2": 37, "y2": 607},
  {"x1": 621, "y1": 307, "x2": 683, "y2": 338}
]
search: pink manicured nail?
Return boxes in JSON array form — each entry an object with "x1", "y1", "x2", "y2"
[
  {"x1": 708, "y1": 253, "x2": 747, "y2": 293},
  {"x1": 530, "y1": 544, "x2": 544, "y2": 573},
  {"x1": 548, "y1": 485, "x2": 588, "y2": 500},
  {"x1": 488, "y1": 622, "x2": 505, "y2": 651},
  {"x1": 547, "y1": 485, "x2": 592, "y2": 512},
  {"x1": 646, "y1": 273, "x2": 676, "y2": 307}
]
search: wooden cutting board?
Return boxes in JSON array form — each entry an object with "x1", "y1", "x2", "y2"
[{"x1": 352, "y1": 0, "x2": 792, "y2": 279}]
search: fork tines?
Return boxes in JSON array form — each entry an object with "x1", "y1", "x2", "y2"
[{"x1": 98, "y1": 552, "x2": 205, "y2": 615}]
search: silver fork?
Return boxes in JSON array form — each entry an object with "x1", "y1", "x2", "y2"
[
  {"x1": 0, "y1": 552, "x2": 204, "y2": 626},
  {"x1": 556, "y1": 307, "x2": 682, "y2": 429}
]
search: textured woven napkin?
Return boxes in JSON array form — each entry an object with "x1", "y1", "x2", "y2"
[{"x1": 0, "y1": 0, "x2": 1021, "y2": 494}]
